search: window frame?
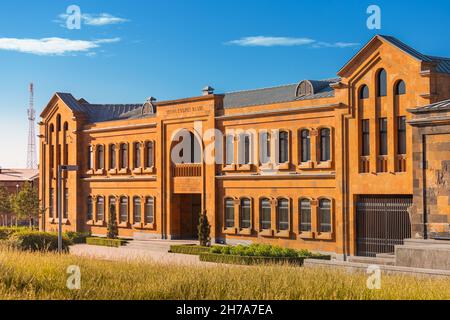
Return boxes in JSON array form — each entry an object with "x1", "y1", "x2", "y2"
[
  {"x1": 97, "y1": 145, "x2": 105, "y2": 170},
  {"x1": 224, "y1": 198, "x2": 235, "y2": 229},
  {"x1": 120, "y1": 143, "x2": 128, "y2": 170},
  {"x1": 144, "y1": 197, "x2": 155, "y2": 226},
  {"x1": 278, "y1": 130, "x2": 289, "y2": 164},
  {"x1": 361, "y1": 119, "x2": 370, "y2": 157},
  {"x1": 109, "y1": 144, "x2": 117, "y2": 170},
  {"x1": 299, "y1": 198, "x2": 312, "y2": 233},
  {"x1": 145, "y1": 141, "x2": 154, "y2": 169},
  {"x1": 239, "y1": 197, "x2": 252, "y2": 230},
  {"x1": 319, "y1": 128, "x2": 331, "y2": 162},
  {"x1": 317, "y1": 198, "x2": 332, "y2": 235},
  {"x1": 359, "y1": 85, "x2": 369, "y2": 100},
  {"x1": 119, "y1": 196, "x2": 129, "y2": 224},
  {"x1": 379, "y1": 118, "x2": 388, "y2": 156},
  {"x1": 260, "y1": 198, "x2": 272, "y2": 231},
  {"x1": 397, "y1": 116, "x2": 407, "y2": 155},
  {"x1": 377, "y1": 69, "x2": 387, "y2": 97},
  {"x1": 300, "y1": 129, "x2": 311, "y2": 163},
  {"x1": 133, "y1": 196, "x2": 142, "y2": 225},
  {"x1": 395, "y1": 80, "x2": 406, "y2": 96},
  {"x1": 276, "y1": 198, "x2": 290, "y2": 232},
  {"x1": 96, "y1": 196, "x2": 105, "y2": 222}
]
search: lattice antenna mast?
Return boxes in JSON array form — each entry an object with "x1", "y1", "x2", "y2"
[{"x1": 26, "y1": 83, "x2": 38, "y2": 169}]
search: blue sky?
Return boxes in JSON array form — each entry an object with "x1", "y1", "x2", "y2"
[{"x1": 0, "y1": 0, "x2": 449, "y2": 168}]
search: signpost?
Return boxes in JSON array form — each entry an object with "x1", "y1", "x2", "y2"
[{"x1": 58, "y1": 165, "x2": 78, "y2": 253}]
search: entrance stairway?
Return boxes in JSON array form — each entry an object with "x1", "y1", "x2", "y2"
[{"x1": 347, "y1": 254, "x2": 396, "y2": 266}]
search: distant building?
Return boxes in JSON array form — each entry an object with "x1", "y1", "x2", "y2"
[
  {"x1": 0, "y1": 168, "x2": 39, "y2": 225},
  {"x1": 38, "y1": 35, "x2": 450, "y2": 259}
]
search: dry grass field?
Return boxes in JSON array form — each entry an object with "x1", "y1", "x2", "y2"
[{"x1": 0, "y1": 249, "x2": 449, "y2": 300}]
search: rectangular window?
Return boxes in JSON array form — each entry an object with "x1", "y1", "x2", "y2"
[
  {"x1": 50, "y1": 145, "x2": 55, "y2": 169},
  {"x1": 109, "y1": 145, "x2": 116, "y2": 169},
  {"x1": 63, "y1": 188, "x2": 69, "y2": 219},
  {"x1": 109, "y1": 197, "x2": 116, "y2": 220},
  {"x1": 397, "y1": 116, "x2": 407, "y2": 155},
  {"x1": 88, "y1": 146, "x2": 93, "y2": 170},
  {"x1": 238, "y1": 134, "x2": 251, "y2": 165},
  {"x1": 277, "y1": 199, "x2": 289, "y2": 231},
  {"x1": 260, "y1": 132, "x2": 271, "y2": 164},
  {"x1": 133, "y1": 197, "x2": 141, "y2": 223},
  {"x1": 379, "y1": 118, "x2": 388, "y2": 156},
  {"x1": 319, "y1": 200, "x2": 332, "y2": 233},
  {"x1": 278, "y1": 131, "x2": 289, "y2": 164},
  {"x1": 119, "y1": 198, "x2": 128, "y2": 223},
  {"x1": 362, "y1": 119, "x2": 370, "y2": 156},
  {"x1": 87, "y1": 197, "x2": 93, "y2": 221},
  {"x1": 225, "y1": 135, "x2": 234, "y2": 165},
  {"x1": 120, "y1": 144, "x2": 128, "y2": 169},
  {"x1": 260, "y1": 199, "x2": 271, "y2": 230},
  {"x1": 49, "y1": 188, "x2": 54, "y2": 218},
  {"x1": 320, "y1": 129, "x2": 331, "y2": 161},
  {"x1": 97, "y1": 197, "x2": 105, "y2": 221},
  {"x1": 300, "y1": 200, "x2": 312, "y2": 232},
  {"x1": 134, "y1": 143, "x2": 141, "y2": 168},
  {"x1": 301, "y1": 130, "x2": 311, "y2": 162},
  {"x1": 240, "y1": 199, "x2": 251, "y2": 229},
  {"x1": 145, "y1": 197, "x2": 154, "y2": 224},
  {"x1": 225, "y1": 199, "x2": 235, "y2": 228},
  {"x1": 146, "y1": 142, "x2": 154, "y2": 168}
]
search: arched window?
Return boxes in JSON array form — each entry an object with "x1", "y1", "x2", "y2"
[
  {"x1": 134, "y1": 142, "x2": 141, "y2": 168},
  {"x1": 56, "y1": 114, "x2": 61, "y2": 132},
  {"x1": 359, "y1": 85, "x2": 369, "y2": 99},
  {"x1": 301, "y1": 130, "x2": 311, "y2": 163},
  {"x1": 173, "y1": 131, "x2": 202, "y2": 164},
  {"x1": 260, "y1": 198, "x2": 271, "y2": 230},
  {"x1": 225, "y1": 134, "x2": 234, "y2": 165},
  {"x1": 97, "y1": 145, "x2": 104, "y2": 170},
  {"x1": 145, "y1": 142, "x2": 154, "y2": 168},
  {"x1": 319, "y1": 199, "x2": 332, "y2": 233},
  {"x1": 260, "y1": 131, "x2": 271, "y2": 164},
  {"x1": 225, "y1": 198, "x2": 235, "y2": 228},
  {"x1": 299, "y1": 199, "x2": 312, "y2": 232},
  {"x1": 277, "y1": 199, "x2": 289, "y2": 231},
  {"x1": 119, "y1": 197, "x2": 128, "y2": 223},
  {"x1": 240, "y1": 198, "x2": 251, "y2": 229},
  {"x1": 96, "y1": 197, "x2": 105, "y2": 221},
  {"x1": 145, "y1": 197, "x2": 154, "y2": 224},
  {"x1": 377, "y1": 69, "x2": 387, "y2": 97},
  {"x1": 239, "y1": 134, "x2": 251, "y2": 165},
  {"x1": 63, "y1": 123, "x2": 69, "y2": 165},
  {"x1": 133, "y1": 197, "x2": 141, "y2": 223},
  {"x1": 395, "y1": 80, "x2": 406, "y2": 95},
  {"x1": 87, "y1": 145, "x2": 93, "y2": 170},
  {"x1": 320, "y1": 128, "x2": 331, "y2": 162},
  {"x1": 120, "y1": 143, "x2": 128, "y2": 169},
  {"x1": 109, "y1": 144, "x2": 116, "y2": 169},
  {"x1": 86, "y1": 196, "x2": 93, "y2": 221}
]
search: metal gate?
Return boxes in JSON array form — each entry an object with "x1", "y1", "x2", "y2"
[{"x1": 356, "y1": 196, "x2": 412, "y2": 257}]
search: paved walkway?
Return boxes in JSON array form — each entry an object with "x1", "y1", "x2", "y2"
[{"x1": 69, "y1": 240, "x2": 214, "y2": 266}]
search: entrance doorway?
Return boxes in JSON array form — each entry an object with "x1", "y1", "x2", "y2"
[
  {"x1": 171, "y1": 194, "x2": 202, "y2": 240},
  {"x1": 356, "y1": 195, "x2": 412, "y2": 257}
]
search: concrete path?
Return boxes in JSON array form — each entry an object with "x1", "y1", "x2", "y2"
[{"x1": 69, "y1": 240, "x2": 214, "y2": 266}]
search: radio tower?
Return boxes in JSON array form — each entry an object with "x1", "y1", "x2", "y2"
[{"x1": 26, "y1": 83, "x2": 38, "y2": 169}]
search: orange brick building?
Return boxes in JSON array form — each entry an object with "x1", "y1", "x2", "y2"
[{"x1": 38, "y1": 35, "x2": 450, "y2": 258}]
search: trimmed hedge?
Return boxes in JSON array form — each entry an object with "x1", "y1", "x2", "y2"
[
  {"x1": 7, "y1": 231, "x2": 70, "y2": 252},
  {"x1": 86, "y1": 237, "x2": 127, "y2": 248},
  {"x1": 199, "y1": 253, "x2": 308, "y2": 266},
  {"x1": 209, "y1": 244, "x2": 328, "y2": 259},
  {"x1": 169, "y1": 245, "x2": 211, "y2": 255}
]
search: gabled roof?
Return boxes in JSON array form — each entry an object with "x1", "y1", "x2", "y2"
[
  {"x1": 41, "y1": 93, "x2": 156, "y2": 123},
  {"x1": 409, "y1": 98, "x2": 450, "y2": 114},
  {"x1": 0, "y1": 169, "x2": 39, "y2": 182},
  {"x1": 222, "y1": 78, "x2": 339, "y2": 109},
  {"x1": 338, "y1": 35, "x2": 450, "y2": 76}
]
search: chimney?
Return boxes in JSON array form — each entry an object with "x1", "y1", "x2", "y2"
[
  {"x1": 147, "y1": 97, "x2": 157, "y2": 103},
  {"x1": 202, "y1": 86, "x2": 214, "y2": 96}
]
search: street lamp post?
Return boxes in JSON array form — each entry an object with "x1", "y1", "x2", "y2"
[{"x1": 58, "y1": 165, "x2": 78, "y2": 253}]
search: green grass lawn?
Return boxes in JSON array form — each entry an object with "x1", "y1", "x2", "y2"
[{"x1": 0, "y1": 249, "x2": 448, "y2": 300}]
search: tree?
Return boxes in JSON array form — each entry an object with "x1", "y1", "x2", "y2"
[
  {"x1": 198, "y1": 210, "x2": 211, "y2": 247},
  {"x1": 0, "y1": 187, "x2": 11, "y2": 215},
  {"x1": 10, "y1": 182, "x2": 39, "y2": 228},
  {"x1": 107, "y1": 204, "x2": 119, "y2": 239}
]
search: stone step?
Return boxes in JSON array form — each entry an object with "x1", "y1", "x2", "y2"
[{"x1": 348, "y1": 255, "x2": 396, "y2": 266}]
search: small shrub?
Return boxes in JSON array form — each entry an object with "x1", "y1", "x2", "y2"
[
  {"x1": 200, "y1": 253, "x2": 306, "y2": 266},
  {"x1": 8, "y1": 231, "x2": 70, "y2": 252},
  {"x1": 86, "y1": 237, "x2": 126, "y2": 248},
  {"x1": 64, "y1": 231, "x2": 90, "y2": 244},
  {"x1": 0, "y1": 227, "x2": 29, "y2": 240},
  {"x1": 198, "y1": 211, "x2": 211, "y2": 247}
]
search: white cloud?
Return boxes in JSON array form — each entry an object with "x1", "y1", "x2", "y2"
[
  {"x1": 226, "y1": 36, "x2": 315, "y2": 47},
  {"x1": 58, "y1": 13, "x2": 128, "y2": 27},
  {"x1": 312, "y1": 41, "x2": 360, "y2": 48},
  {"x1": 0, "y1": 37, "x2": 121, "y2": 56},
  {"x1": 226, "y1": 36, "x2": 359, "y2": 49}
]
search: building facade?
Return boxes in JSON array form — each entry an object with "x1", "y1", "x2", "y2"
[{"x1": 38, "y1": 35, "x2": 450, "y2": 258}]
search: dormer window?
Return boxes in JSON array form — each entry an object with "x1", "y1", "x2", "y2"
[{"x1": 296, "y1": 81, "x2": 313, "y2": 97}]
